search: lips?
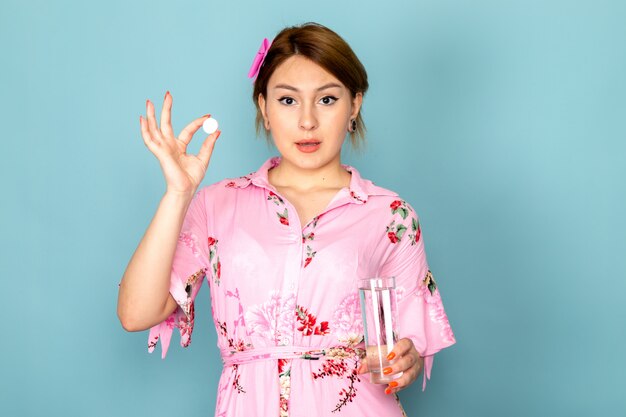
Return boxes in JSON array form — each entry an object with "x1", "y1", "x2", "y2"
[
  {"x1": 295, "y1": 139, "x2": 321, "y2": 153},
  {"x1": 295, "y1": 139, "x2": 321, "y2": 145}
]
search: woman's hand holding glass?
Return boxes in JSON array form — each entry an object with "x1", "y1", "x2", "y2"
[
  {"x1": 357, "y1": 338, "x2": 424, "y2": 395},
  {"x1": 139, "y1": 91, "x2": 221, "y2": 196}
]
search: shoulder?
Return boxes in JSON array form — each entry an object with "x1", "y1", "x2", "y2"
[
  {"x1": 192, "y1": 171, "x2": 262, "y2": 213},
  {"x1": 357, "y1": 178, "x2": 418, "y2": 217},
  {"x1": 346, "y1": 165, "x2": 421, "y2": 219},
  {"x1": 195, "y1": 173, "x2": 255, "y2": 197},
  {"x1": 194, "y1": 180, "x2": 227, "y2": 200},
  {"x1": 355, "y1": 176, "x2": 422, "y2": 243},
  {"x1": 366, "y1": 193, "x2": 421, "y2": 229},
  {"x1": 371, "y1": 195, "x2": 422, "y2": 247}
]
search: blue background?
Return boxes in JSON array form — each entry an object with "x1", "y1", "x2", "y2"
[{"x1": 1, "y1": 0, "x2": 625, "y2": 416}]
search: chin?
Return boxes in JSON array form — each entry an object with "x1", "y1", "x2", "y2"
[
  {"x1": 300, "y1": 154, "x2": 341, "y2": 170},
  {"x1": 276, "y1": 152, "x2": 328, "y2": 170}
]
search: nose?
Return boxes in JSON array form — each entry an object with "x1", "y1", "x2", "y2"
[{"x1": 299, "y1": 102, "x2": 318, "y2": 131}]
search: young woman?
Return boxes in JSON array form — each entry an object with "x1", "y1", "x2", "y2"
[{"x1": 118, "y1": 22, "x2": 455, "y2": 417}]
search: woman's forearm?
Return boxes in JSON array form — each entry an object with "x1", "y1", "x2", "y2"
[{"x1": 117, "y1": 190, "x2": 195, "y2": 332}]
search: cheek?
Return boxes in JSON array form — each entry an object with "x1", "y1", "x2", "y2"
[
  {"x1": 266, "y1": 112, "x2": 292, "y2": 146},
  {"x1": 332, "y1": 103, "x2": 353, "y2": 123},
  {"x1": 269, "y1": 116, "x2": 292, "y2": 137},
  {"x1": 267, "y1": 105, "x2": 292, "y2": 126},
  {"x1": 327, "y1": 112, "x2": 350, "y2": 134}
]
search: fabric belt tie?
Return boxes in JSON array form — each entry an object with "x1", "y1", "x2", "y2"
[{"x1": 221, "y1": 345, "x2": 365, "y2": 367}]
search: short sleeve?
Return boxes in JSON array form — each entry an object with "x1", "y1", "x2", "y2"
[
  {"x1": 378, "y1": 200, "x2": 456, "y2": 390},
  {"x1": 147, "y1": 188, "x2": 211, "y2": 359}
]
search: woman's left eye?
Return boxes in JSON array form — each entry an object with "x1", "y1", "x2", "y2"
[{"x1": 320, "y1": 96, "x2": 338, "y2": 105}]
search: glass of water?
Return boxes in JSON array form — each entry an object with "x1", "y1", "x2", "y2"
[{"x1": 358, "y1": 277, "x2": 403, "y2": 384}]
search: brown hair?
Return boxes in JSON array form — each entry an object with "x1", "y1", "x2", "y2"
[{"x1": 252, "y1": 22, "x2": 369, "y2": 148}]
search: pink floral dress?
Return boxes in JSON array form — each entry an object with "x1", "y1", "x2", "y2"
[{"x1": 147, "y1": 157, "x2": 455, "y2": 416}]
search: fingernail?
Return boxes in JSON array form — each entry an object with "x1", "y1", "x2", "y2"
[
  {"x1": 385, "y1": 388, "x2": 392, "y2": 395},
  {"x1": 389, "y1": 381, "x2": 399, "y2": 388},
  {"x1": 203, "y1": 114, "x2": 211, "y2": 118},
  {"x1": 383, "y1": 367, "x2": 393, "y2": 375},
  {"x1": 165, "y1": 91, "x2": 170, "y2": 99},
  {"x1": 216, "y1": 130, "x2": 221, "y2": 139},
  {"x1": 387, "y1": 352, "x2": 396, "y2": 361},
  {"x1": 146, "y1": 99, "x2": 150, "y2": 106}
]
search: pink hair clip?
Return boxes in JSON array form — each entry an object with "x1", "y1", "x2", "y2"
[{"x1": 248, "y1": 38, "x2": 272, "y2": 82}]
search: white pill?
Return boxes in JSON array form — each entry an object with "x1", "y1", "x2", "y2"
[{"x1": 202, "y1": 117, "x2": 219, "y2": 134}]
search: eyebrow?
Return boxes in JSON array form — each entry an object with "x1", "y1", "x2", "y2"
[{"x1": 272, "y1": 82, "x2": 342, "y2": 92}]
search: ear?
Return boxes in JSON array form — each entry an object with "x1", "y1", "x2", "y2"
[
  {"x1": 258, "y1": 93, "x2": 268, "y2": 127},
  {"x1": 350, "y1": 92, "x2": 363, "y2": 120}
]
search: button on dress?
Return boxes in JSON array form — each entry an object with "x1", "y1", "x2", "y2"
[{"x1": 147, "y1": 157, "x2": 456, "y2": 416}]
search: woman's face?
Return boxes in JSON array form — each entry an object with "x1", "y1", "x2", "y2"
[{"x1": 258, "y1": 55, "x2": 362, "y2": 172}]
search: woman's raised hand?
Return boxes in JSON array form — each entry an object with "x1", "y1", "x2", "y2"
[{"x1": 139, "y1": 91, "x2": 221, "y2": 195}]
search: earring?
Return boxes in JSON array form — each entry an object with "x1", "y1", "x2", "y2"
[{"x1": 348, "y1": 118, "x2": 357, "y2": 133}]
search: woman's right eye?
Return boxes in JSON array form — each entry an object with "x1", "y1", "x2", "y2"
[{"x1": 278, "y1": 97, "x2": 296, "y2": 105}]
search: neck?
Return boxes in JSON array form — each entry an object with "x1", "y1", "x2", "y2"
[{"x1": 269, "y1": 157, "x2": 351, "y2": 191}]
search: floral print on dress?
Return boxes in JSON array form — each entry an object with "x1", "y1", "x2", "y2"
[
  {"x1": 386, "y1": 200, "x2": 420, "y2": 245},
  {"x1": 302, "y1": 214, "x2": 321, "y2": 267},
  {"x1": 217, "y1": 320, "x2": 248, "y2": 393},
  {"x1": 268, "y1": 191, "x2": 290, "y2": 226},
  {"x1": 179, "y1": 267, "x2": 207, "y2": 345},
  {"x1": 225, "y1": 174, "x2": 252, "y2": 189},
  {"x1": 217, "y1": 318, "x2": 253, "y2": 356},
  {"x1": 277, "y1": 208, "x2": 289, "y2": 226},
  {"x1": 308, "y1": 214, "x2": 322, "y2": 229},
  {"x1": 215, "y1": 289, "x2": 255, "y2": 405},
  {"x1": 179, "y1": 232, "x2": 202, "y2": 258},
  {"x1": 302, "y1": 231, "x2": 315, "y2": 243},
  {"x1": 331, "y1": 292, "x2": 364, "y2": 346},
  {"x1": 224, "y1": 288, "x2": 250, "y2": 343},
  {"x1": 244, "y1": 291, "x2": 296, "y2": 346},
  {"x1": 423, "y1": 270, "x2": 437, "y2": 295},
  {"x1": 278, "y1": 358, "x2": 292, "y2": 417},
  {"x1": 390, "y1": 200, "x2": 409, "y2": 219},
  {"x1": 303, "y1": 245, "x2": 317, "y2": 268},
  {"x1": 147, "y1": 267, "x2": 207, "y2": 353},
  {"x1": 309, "y1": 346, "x2": 363, "y2": 413},
  {"x1": 386, "y1": 220, "x2": 407, "y2": 244},
  {"x1": 295, "y1": 305, "x2": 330, "y2": 336},
  {"x1": 267, "y1": 190, "x2": 285, "y2": 205},
  {"x1": 416, "y1": 270, "x2": 455, "y2": 343},
  {"x1": 208, "y1": 236, "x2": 221, "y2": 285},
  {"x1": 408, "y1": 217, "x2": 421, "y2": 246},
  {"x1": 349, "y1": 190, "x2": 366, "y2": 204}
]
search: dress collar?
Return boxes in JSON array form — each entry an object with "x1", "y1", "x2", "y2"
[{"x1": 229, "y1": 157, "x2": 397, "y2": 204}]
